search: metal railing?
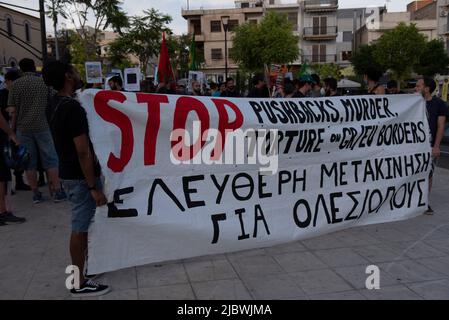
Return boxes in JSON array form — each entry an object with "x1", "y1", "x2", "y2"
[
  {"x1": 303, "y1": 26, "x2": 337, "y2": 36},
  {"x1": 302, "y1": 54, "x2": 337, "y2": 63}
]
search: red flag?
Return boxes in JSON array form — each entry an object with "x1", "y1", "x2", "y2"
[{"x1": 157, "y1": 32, "x2": 175, "y2": 89}]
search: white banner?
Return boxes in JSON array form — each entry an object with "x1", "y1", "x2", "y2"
[{"x1": 79, "y1": 90, "x2": 431, "y2": 273}]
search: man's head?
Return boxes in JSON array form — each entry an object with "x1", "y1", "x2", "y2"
[
  {"x1": 415, "y1": 77, "x2": 436, "y2": 98},
  {"x1": 176, "y1": 84, "x2": 186, "y2": 94},
  {"x1": 324, "y1": 77, "x2": 337, "y2": 95},
  {"x1": 4, "y1": 70, "x2": 20, "y2": 91},
  {"x1": 311, "y1": 74, "x2": 321, "y2": 90},
  {"x1": 298, "y1": 75, "x2": 315, "y2": 95},
  {"x1": 192, "y1": 80, "x2": 201, "y2": 94},
  {"x1": 252, "y1": 74, "x2": 266, "y2": 89},
  {"x1": 387, "y1": 80, "x2": 399, "y2": 94},
  {"x1": 226, "y1": 77, "x2": 235, "y2": 91},
  {"x1": 19, "y1": 58, "x2": 36, "y2": 73},
  {"x1": 108, "y1": 75, "x2": 123, "y2": 91},
  {"x1": 42, "y1": 60, "x2": 81, "y2": 93},
  {"x1": 364, "y1": 66, "x2": 382, "y2": 83}
]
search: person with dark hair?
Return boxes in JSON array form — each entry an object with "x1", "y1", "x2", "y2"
[
  {"x1": 247, "y1": 74, "x2": 269, "y2": 98},
  {"x1": 222, "y1": 77, "x2": 240, "y2": 97},
  {"x1": 8, "y1": 58, "x2": 66, "y2": 204},
  {"x1": 310, "y1": 73, "x2": 323, "y2": 97},
  {"x1": 324, "y1": 77, "x2": 338, "y2": 97},
  {"x1": 292, "y1": 74, "x2": 315, "y2": 98},
  {"x1": 279, "y1": 79, "x2": 295, "y2": 98},
  {"x1": 108, "y1": 75, "x2": 123, "y2": 91},
  {"x1": 364, "y1": 67, "x2": 385, "y2": 95},
  {"x1": 191, "y1": 80, "x2": 202, "y2": 96},
  {"x1": 42, "y1": 60, "x2": 109, "y2": 296},
  {"x1": 386, "y1": 80, "x2": 404, "y2": 94},
  {"x1": 0, "y1": 71, "x2": 26, "y2": 225},
  {"x1": 415, "y1": 76, "x2": 448, "y2": 214},
  {"x1": 214, "y1": 82, "x2": 226, "y2": 97}
]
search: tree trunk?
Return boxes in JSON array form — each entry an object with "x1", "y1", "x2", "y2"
[{"x1": 53, "y1": 20, "x2": 60, "y2": 60}]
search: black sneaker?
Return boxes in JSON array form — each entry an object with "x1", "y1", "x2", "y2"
[
  {"x1": 33, "y1": 192, "x2": 44, "y2": 204},
  {"x1": 425, "y1": 206, "x2": 434, "y2": 215},
  {"x1": 70, "y1": 279, "x2": 110, "y2": 297},
  {"x1": 84, "y1": 273, "x2": 104, "y2": 281},
  {"x1": 0, "y1": 212, "x2": 26, "y2": 224}
]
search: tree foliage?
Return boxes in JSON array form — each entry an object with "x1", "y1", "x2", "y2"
[
  {"x1": 230, "y1": 11, "x2": 300, "y2": 73},
  {"x1": 312, "y1": 63, "x2": 341, "y2": 80},
  {"x1": 373, "y1": 22, "x2": 427, "y2": 81},
  {"x1": 414, "y1": 39, "x2": 449, "y2": 76},
  {"x1": 108, "y1": 9, "x2": 172, "y2": 74},
  {"x1": 350, "y1": 44, "x2": 385, "y2": 76}
]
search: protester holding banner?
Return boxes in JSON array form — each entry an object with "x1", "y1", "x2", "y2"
[
  {"x1": 222, "y1": 78, "x2": 241, "y2": 97},
  {"x1": 386, "y1": 80, "x2": 404, "y2": 95},
  {"x1": 247, "y1": 74, "x2": 269, "y2": 98},
  {"x1": 108, "y1": 76, "x2": 123, "y2": 91},
  {"x1": 42, "y1": 61, "x2": 109, "y2": 297},
  {"x1": 365, "y1": 66, "x2": 385, "y2": 95},
  {"x1": 415, "y1": 77, "x2": 448, "y2": 214},
  {"x1": 292, "y1": 74, "x2": 314, "y2": 98},
  {"x1": 324, "y1": 77, "x2": 338, "y2": 97}
]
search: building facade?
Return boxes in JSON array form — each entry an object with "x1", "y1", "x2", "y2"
[
  {"x1": 438, "y1": 0, "x2": 449, "y2": 54},
  {"x1": 0, "y1": 5, "x2": 42, "y2": 69}
]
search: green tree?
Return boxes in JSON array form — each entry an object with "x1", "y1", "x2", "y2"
[
  {"x1": 312, "y1": 63, "x2": 341, "y2": 80},
  {"x1": 230, "y1": 11, "x2": 300, "y2": 73},
  {"x1": 414, "y1": 39, "x2": 449, "y2": 77},
  {"x1": 108, "y1": 9, "x2": 172, "y2": 75},
  {"x1": 350, "y1": 44, "x2": 385, "y2": 76},
  {"x1": 167, "y1": 34, "x2": 191, "y2": 79},
  {"x1": 373, "y1": 22, "x2": 427, "y2": 82}
]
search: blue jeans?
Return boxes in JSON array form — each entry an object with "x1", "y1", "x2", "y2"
[
  {"x1": 16, "y1": 130, "x2": 58, "y2": 170},
  {"x1": 62, "y1": 178, "x2": 102, "y2": 233}
]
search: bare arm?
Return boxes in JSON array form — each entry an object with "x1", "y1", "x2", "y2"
[
  {"x1": 432, "y1": 116, "x2": 446, "y2": 158},
  {"x1": 73, "y1": 134, "x2": 107, "y2": 206},
  {"x1": 0, "y1": 112, "x2": 18, "y2": 144}
]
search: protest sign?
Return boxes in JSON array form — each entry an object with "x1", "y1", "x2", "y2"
[
  {"x1": 85, "y1": 62, "x2": 102, "y2": 84},
  {"x1": 124, "y1": 67, "x2": 141, "y2": 92},
  {"x1": 78, "y1": 91, "x2": 431, "y2": 273}
]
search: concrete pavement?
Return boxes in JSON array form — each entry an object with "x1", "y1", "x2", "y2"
[{"x1": 1, "y1": 168, "x2": 449, "y2": 300}]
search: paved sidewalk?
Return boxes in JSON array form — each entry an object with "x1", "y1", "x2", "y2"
[{"x1": 1, "y1": 168, "x2": 449, "y2": 300}]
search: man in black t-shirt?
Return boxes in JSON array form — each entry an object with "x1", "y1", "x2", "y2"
[
  {"x1": 0, "y1": 70, "x2": 26, "y2": 225},
  {"x1": 415, "y1": 77, "x2": 448, "y2": 214},
  {"x1": 42, "y1": 61, "x2": 109, "y2": 297}
]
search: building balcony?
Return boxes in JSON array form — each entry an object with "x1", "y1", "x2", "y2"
[
  {"x1": 303, "y1": 26, "x2": 338, "y2": 40},
  {"x1": 304, "y1": 0, "x2": 338, "y2": 13},
  {"x1": 302, "y1": 54, "x2": 337, "y2": 64},
  {"x1": 442, "y1": 24, "x2": 449, "y2": 36}
]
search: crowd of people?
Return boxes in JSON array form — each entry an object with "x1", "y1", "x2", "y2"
[{"x1": 0, "y1": 57, "x2": 447, "y2": 297}]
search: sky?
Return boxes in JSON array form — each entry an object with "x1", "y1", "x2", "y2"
[{"x1": 3, "y1": 0, "x2": 412, "y2": 35}]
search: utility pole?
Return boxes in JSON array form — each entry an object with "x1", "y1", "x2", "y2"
[{"x1": 39, "y1": 0, "x2": 48, "y2": 63}]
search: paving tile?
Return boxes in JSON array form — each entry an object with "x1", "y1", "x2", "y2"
[
  {"x1": 352, "y1": 245, "x2": 403, "y2": 263},
  {"x1": 191, "y1": 279, "x2": 252, "y2": 300},
  {"x1": 407, "y1": 280, "x2": 449, "y2": 300},
  {"x1": 242, "y1": 274, "x2": 305, "y2": 300},
  {"x1": 360, "y1": 285, "x2": 423, "y2": 300},
  {"x1": 272, "y1": 251, "x2": 327, "y2": 273},
  {"x1": 229, "y1": 255, "x2": 284, "y2": 278},
  {"x1": 290, "y1": 269, "x2": 352, "y2": 295},
  {"x1": 385, "y1": 241, "x2": 446, "y2": 260},
  {"x1": 99, "y1": 267, "x2": 137, "y2": 290},
  {"x1": 139, "y1": 284, "x2": 195, "y2": 300},
  {"x1": 379, "y1": 260, "x2": 447, "y2": 284},
  {"x1": 309, "y1": 290, "x2": 366, "y2": 300},
  {"x1": 334, "y1": 265, "x2": 400, "y2": 290},
  {"x1": 264, "y1": 241, "x2": 308, "y2": 255},
  {"x1": 184, "y1": 259, "x2": 238, "y2": 282},
  {"x1": 313, "y1": 248, "x2": 370, "y2": 268},
  {"x1": 414, "y1": 256, "x2": 449, "y2": 277},
  {"x1": 136, "y1": 263, "x2": 189, "y2": 288}
]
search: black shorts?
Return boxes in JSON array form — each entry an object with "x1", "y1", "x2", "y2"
[{"x1": 0, "y1": 137, "x2": 11, "y2": 182}]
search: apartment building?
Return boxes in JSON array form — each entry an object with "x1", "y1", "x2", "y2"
[
  {"x1": 438, "y1": 0, "x2": 449, "y2": 54},
  {"x1": 355, "y1": 3, "x2": 438, "y2": 49},
  {"x1": 0, "y1": 4, "x2": 42, "y2": 68}
]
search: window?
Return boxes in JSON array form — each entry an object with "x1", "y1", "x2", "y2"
[
  {"x1": 269, "y1": 0, "x2": 275, "y2": 4},
  {"x1": 211, "y1": 48, "x2": 223, "y2": 60},
  {"x1": 24, "y1": 22, "x2": 30, "y2": 42},
  {"x1": 342, "y1": 31, "x2": 353, "y2": 42},
  {"x1": 241, "y1": 2, "x2": 249, "y2": 8},
  {"x1": 210, "y1": 20, "x2": 221, "y2": 33},
  {"x1": 342, "y1": 51, "x2": 352, "y2": 61},
  {"x1": 312, "y1": 16, "x2": 328, "y2": 35},
  {"x1": 287, "y1": 13, "x2": 298, "y2": 31},
  {"x1": 312, "y1": 44, "x2": 327, "y2": 62},
  {"x1": 191, "y1": 19, "x2": 201, "y2": 35},
  {"x1": 228, "y1": 20, "x2": 239, "y2": 32},
  {"x1": 6, "y1": 17, "x2": 12, "y2": 36}
]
